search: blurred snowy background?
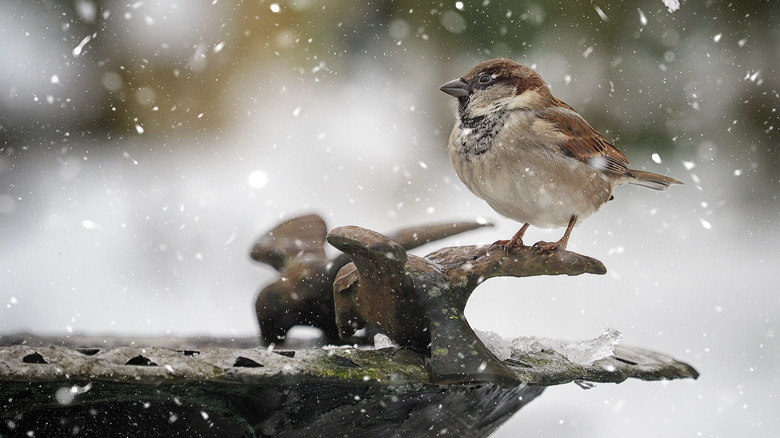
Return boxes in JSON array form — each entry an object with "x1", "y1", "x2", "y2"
[{"x1": 1, "y1": 0, "x2": 778, "y2": 436}]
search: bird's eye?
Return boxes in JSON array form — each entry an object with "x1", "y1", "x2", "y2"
[{"x1": 478, "y1": 74, "x2": 493, "y2": 84}]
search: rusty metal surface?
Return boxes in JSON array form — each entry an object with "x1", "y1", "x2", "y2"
[{"x1": 327, "y1": 225, "x2": 608, "y2": 386}]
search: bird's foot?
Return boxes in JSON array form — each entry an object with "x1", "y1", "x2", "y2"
[
  {"x1": 488, "y1": 224, "x2": 530, "y2": 255},
  {"x1": 489, "y1": 238, "x2": 525, "y2": 254},
  {"x1": 489, "y1": 239, "x2": 509, "y2": 249},
  {"x1": 487, "y1": 240, "x2": 509, "y2": 256},
  {"x1": 531, "y1": 240, "x2": 564, "y2": 254}
]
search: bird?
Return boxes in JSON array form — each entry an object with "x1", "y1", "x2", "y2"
[{"x1": 440, "y1": 58, "x2": 681, "y2": 252}]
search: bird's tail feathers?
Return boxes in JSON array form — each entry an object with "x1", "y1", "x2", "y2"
[{"x1": 627, "y1": 170, "x2": 683, "y2": 191}]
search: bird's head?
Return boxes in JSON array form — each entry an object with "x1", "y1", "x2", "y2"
[{"x1": 440, "y1": 58, "x2": 552, "y2": 118}]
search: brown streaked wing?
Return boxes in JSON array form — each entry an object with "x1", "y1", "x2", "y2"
[{"x1": 537, "y1": 103, "x2": 630, "y2": 175}]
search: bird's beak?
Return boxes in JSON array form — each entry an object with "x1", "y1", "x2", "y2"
[{"x1": 439, "y1": 78, "x2": 471, "y2": 98}]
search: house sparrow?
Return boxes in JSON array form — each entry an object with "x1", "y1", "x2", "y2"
[{"x1": 440, "y1": 58, "x2": 681, "y2": 252}]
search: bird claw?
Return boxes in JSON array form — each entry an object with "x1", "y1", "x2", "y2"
[
  {"x1": 489, "y1": 239, "x2": 510, "y2": 249},
  {"x1": 489, "y1": 239, "x2": 526, "y2": 255},
  {"x1": 531, "y1": 241, "x2": 560, "y2": 254}
]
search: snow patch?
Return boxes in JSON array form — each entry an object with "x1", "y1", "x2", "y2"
[
  {"x1": 373, "y1": 333, "x2": 394, "y2": 349},
  {"x1": 662, "y1": 0, "x2": 680, "y2": 13},
  {"x1": 510, "y1": 328, "x2": 623, "y2": 366},
  {"x1": 475, "y1": 329, "x2": 512, "y2": 361}
]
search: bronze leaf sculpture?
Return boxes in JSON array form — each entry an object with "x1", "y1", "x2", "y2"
[{"x1": 250, "y1": 214, "x2": 492, "y2": 345}]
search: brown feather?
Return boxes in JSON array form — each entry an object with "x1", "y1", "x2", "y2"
[
  {"x1": 536, "y1": 101, "x2": 631, "y2": 175},
  {"x1": 627, "y1": 170, "x2": 683, "y2": 190}
]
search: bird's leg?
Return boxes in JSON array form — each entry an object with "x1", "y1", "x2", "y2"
[
  {"x1": 532, "y1": 215, "x2": 577, "y2": 253},
  {"x1": 506, "y1": 223, "x2": 531, "y2": 249},
  {"x1": 490, "y1": 223, "x2": 530, "y2": 251}
]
